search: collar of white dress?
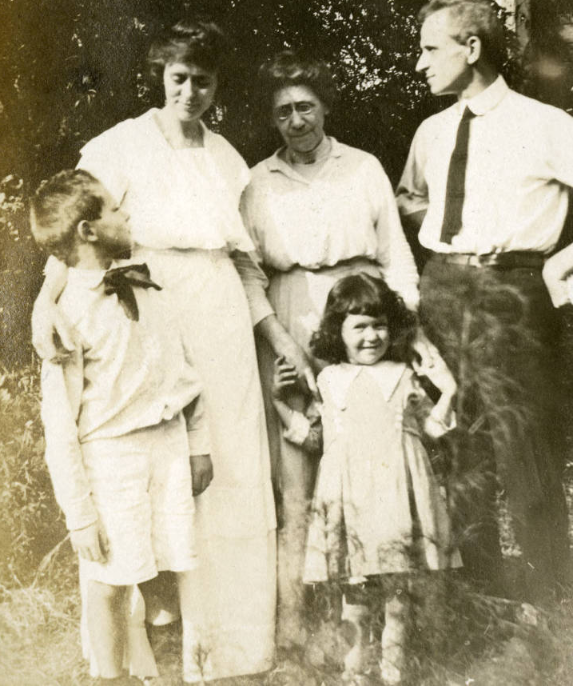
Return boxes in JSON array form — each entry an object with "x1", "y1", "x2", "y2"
[
  {"x1": 265, "y1": 136, "x2": 343, "y2": 173},
  {"x1": 323, "y1": 362, "x2": 407, "y2": 410}
]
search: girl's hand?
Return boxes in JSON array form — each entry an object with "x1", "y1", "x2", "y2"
[
  {"x1": 411, "y1": 328, "x2": 440, "y2": 370},
  {"x1": 413, "y1": 354, "x2": 456, "y2": 398},
  {"x1": 190, "y1": 454, "x2": 213, "y2": 496},
  {"x1": 272, "y1": 357, "x2": 299, "y2": 400},
  {"x1": 32, "y1": 297, "x2": 76, "y2": 362},
  {"x1": 70, "y1": 521, "x2": 109, "y2": 563}
]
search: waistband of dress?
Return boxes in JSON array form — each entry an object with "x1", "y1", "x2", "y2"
[
  {"x1": 430, "y1": 251, "x2": 545, "y2": 270},
  {"x1": 134, "y1": 246, "x2": 229, "y2": 262},
  {"x1": 282, "y1": 256, "x2": 379, "y2": 276}
]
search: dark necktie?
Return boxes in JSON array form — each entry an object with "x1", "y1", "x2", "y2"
[
  {"x1": 439, "y1": 106, "x2": 476, "y2": 244},
  {"x1": 102, "y1": 263, "x2": 162, "y2": 321}
]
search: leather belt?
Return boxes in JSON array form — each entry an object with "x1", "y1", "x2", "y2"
[{"x1": 431, "y1": 251, "x2": 545, "y2": 269}]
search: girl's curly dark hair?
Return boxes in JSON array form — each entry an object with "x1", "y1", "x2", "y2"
[{"x1": 310, "y1": 273, "x2": 417, "y2": 365}]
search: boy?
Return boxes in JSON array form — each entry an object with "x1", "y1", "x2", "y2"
[{"x1": 30, "y1": 169, "x2": 212, "y2": 685}]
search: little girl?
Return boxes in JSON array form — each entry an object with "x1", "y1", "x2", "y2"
[{"x1": 272, "y1": 273, "x2": 461, "y2": 685}]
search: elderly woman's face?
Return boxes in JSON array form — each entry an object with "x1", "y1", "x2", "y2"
[
  {"x1": 163, "y1": 62, "x2": 218, "y2": 123},
  {"x1": 272, "y1": 85, "x2": 328, "y2": 154}
]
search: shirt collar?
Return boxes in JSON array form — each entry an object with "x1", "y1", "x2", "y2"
[
  {"x1": 67, "y1": 258, "x2": 134, "y2": 290},
  {"x1": 264, "y1": 136, "x2": 343, "y2": 173},
  {"x1": 459, "y1": 75, "x2": 508, "y2": 116}
]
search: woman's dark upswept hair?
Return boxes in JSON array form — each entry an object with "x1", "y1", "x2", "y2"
[
  {"x1": 310, "y1": 273, "x2": 417, "y2": 365},
  {"x1": 147, "y1": 19, "x2": 227, "y2": 81},
  {"x1": 258, "y1": 50, "x2": 337, "y2": 111}
]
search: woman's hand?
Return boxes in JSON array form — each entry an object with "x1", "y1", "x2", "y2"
[
  {"x1": 32, "y1": 296, "x2": 76, "y2": 362},
  {"x1": 190, "y1": 454, "x2": 213, "y2": 496},
  {"x1": 279, "y1": 339, "x2": 319, "y2": 400},
  {"x1": 70, "y1": 520, "x2": 109, "y2": 563},
  {"x1": 255, "y1": 314, "x2": 319, "y2": 399},
  {"x1": 272, "y1": 357, "x2": 299, "y2": 400}
]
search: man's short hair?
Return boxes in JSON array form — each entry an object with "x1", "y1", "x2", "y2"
[
  {"x1": 30, "y1": 169, "x2": 104, "y2": 263},
  {"x1": 419, "y1": 0, "x2": 506, "y2": 71}
]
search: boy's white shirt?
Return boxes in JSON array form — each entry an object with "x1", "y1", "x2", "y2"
[{"x1": 41, "y1": 262, "x2": 210, "y2": 531}]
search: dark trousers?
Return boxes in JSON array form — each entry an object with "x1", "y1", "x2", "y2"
[{"x1": 420, "y1": 257, "x2": 571, "y2": 603}]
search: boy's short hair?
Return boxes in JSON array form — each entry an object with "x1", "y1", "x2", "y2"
[
  {"x1": 419, "y1": 0, "x2": 506, "y2": 72},
  {"x1": 30, "y1": 169, "x2": 104, "y2": 263}
]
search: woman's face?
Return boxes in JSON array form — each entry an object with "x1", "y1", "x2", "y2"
[
  {"x1": 163, "y1": 62, "x2": 218, "y2": 123},
  {"x1": 272, "y1": 84, "x2": 328, "y2": 154}
]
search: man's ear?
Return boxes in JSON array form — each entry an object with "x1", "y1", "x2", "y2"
[
  {"x1": 76, "y1": 219, "x2": 97, "y2": 242},
  {"x1": 466, "y1": 35, "x2": 481, "y2": 65}
]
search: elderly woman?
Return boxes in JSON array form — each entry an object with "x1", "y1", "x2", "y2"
[
  {"x1": 31, "y1": 20, "x2": 276, "y2": 684},
  {"x1": 240, "y1": 51, "x2": 421, "y2": 649}
]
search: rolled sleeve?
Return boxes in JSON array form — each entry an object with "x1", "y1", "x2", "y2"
[
  {"x1": 184, "y1": 396, "x2": 211, "y2": 456},
  {"x1": 231, "y1": 250, "x2": 274, "y2": 326}
]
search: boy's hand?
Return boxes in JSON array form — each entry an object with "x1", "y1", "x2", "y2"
[
  {"x1": 272, "y1": 357, "x2": 299, "y2": 400},
  {"x1": 70, "y1": 521, "x2": 109, "y2": 563},
  {"x1": 190, "y1": 454, "x2": 213, "y2": 496}
]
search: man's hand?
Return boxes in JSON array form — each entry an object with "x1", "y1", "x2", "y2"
[
  {"x1": 190, "y1": 454, "x2": 213, "y2": 496},
  {"x1": 70, "y1": 521, "x2": 109, "y2": 563},
  {"x1": 32, "y1": 298, "x2": 76, "y2": 362}
]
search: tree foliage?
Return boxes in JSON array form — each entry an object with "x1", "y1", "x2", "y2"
[{"x1": 0, "y1": 0, "x2": 569, "y2": 367}]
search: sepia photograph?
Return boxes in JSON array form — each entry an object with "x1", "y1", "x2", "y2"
[{"x1": 0, "y1": 1, "x2": 572, "y2": 684}]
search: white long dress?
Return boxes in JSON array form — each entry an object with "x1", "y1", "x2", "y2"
[{"x1": 77, "y1": 110, "x2": 277, "y2": 682}]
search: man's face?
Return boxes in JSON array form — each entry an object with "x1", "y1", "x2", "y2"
[{"x1": 416, "y1": 9, "x2": 472, "y2": 96}]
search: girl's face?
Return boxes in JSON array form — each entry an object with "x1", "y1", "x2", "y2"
[
  {"x1": 341, "y1": 313, "x2": 389, "y2": 366},
  {"x1": 163, "y1": 62, "x2": 218, "y2": 124}
]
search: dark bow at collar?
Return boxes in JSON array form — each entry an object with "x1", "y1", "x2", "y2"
[{"x1": 102, "y1": 263, "x2": 162, "y2": 321}]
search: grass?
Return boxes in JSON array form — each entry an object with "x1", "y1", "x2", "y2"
[{"x1": 0, "y1": 363, "x2": 572, "y2": 685}]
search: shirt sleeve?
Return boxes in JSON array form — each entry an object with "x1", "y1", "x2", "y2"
[
  {"x1": 396, "y1": 124, "x2": 430, "y2": 219},
  {"x1": 544, "y1": 108, "x2": 573, "y2": 188},
  {"x1": 405, "y1": 374, "x2": 456, "y2": 439},
  {"x1": 231, "y1": 249, "x2": 274, "y2": 326},
  {"x1": 367, "y1": 157, "x2": 420, "y2": 309},
  {"x1": 40, "y1": 354, "x2": 99, "y2": 531},
  {"x1": 282, "y1": 400, "x2": 323, "y2": 454},
  {"x1": 77, "y1": 125, "x2": 130, "y2": 203},
  {"x1": 183, "y1": 394, "x2": 211, "y2": 456}
]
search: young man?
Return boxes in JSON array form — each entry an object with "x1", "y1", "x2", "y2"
[
  {"x1": 30, "y1": 169, "x2": 212, "y2": 684},
  {"x1": 397, "y1": 0, "x2": 572, "y2": 603}
]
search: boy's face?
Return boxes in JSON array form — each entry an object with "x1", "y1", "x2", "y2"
[{"x1": 90, "y1": 183, "x2": 133, "y2": 259}]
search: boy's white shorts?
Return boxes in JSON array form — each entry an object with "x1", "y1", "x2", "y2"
[{"x1": 79, "y1": 413, "x2": 197, "y2": 586}]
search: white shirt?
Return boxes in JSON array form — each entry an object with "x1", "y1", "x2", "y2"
[
  {"x1": 41, "y1": 264, "x2": 210, "y2": 531},
  {"x1": 396, "y1": 76, "x2": 573, "y2": 255},
  {"x1": 241, "y1": 138, "x2": 420, "y2": 309}
]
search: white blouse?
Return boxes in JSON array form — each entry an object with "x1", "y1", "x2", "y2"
[
  {"x1": 78, "y1": 109, "x2": 255, "y2": 253},
  {"x1": 241, "y1": 138, "x2": 419, "y2": 309}
]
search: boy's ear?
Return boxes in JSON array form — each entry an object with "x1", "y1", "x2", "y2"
[{"x1": 76, "y1": 219, "x2": 98, "y2": 243}]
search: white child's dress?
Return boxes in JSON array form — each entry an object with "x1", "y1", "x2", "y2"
[{"x1": 303, "y1": 362, "x2": 462, "y2": 584}]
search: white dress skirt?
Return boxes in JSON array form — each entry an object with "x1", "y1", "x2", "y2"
[{"x1": 139, "y1": 248, "x2": 277, "y2": 682}]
